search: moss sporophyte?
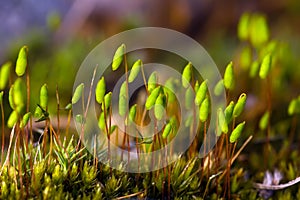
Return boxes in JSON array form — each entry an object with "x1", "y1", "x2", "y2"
[{"x1": 0, "y1": 12, "x2": 299, "y2": 199}]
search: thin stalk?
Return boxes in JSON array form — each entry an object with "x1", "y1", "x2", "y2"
[
  {"x1": 288, "y1": 115, "x2": 297, "y2": 147},
  {"x1": 121, "y1": 53, "x2": 130, "y2": 162},
  {"x1": 77, "y1": 66, "x2": 97, "y2": 151},
  {"x1": 266, "y1": 75, "x2": 272, "y2": 153},
  {"x1": 16, "y1": 128, "x2": 23, "y2": 197},
  {"x1": 102, "y1": 99, "x2": 110, "y2": 162},
  {"x1": 55, "y1": 85, "x2": 60, "y2": 138},
  {"x1": 65, "y1": 109, "x2": 72, "y2": 136}
]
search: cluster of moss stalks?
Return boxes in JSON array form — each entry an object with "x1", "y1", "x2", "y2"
[{"x1": 1, "y1": 12, "x2": 300, "y2": 200}]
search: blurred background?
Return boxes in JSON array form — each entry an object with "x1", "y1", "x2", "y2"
[{"x1": 0, "y1": 0, "x2": 300, "y2": 132}]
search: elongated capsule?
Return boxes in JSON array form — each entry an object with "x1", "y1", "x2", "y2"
[
  {"x1": 237, "y1": 12, "x2": 250, "y2": 41},
  {"x1": 15, "y1": 46, "x2": 28, "y2": 76},
  {"x1": 259, "y1": 111, "x2": 269, "y2": 131},
  {"x1": 224, "y1": 62, "x2": 235, "y2": 91},
  {"x1": 145, "y1": 86, "x2": 161, "y2": 110},
  {"x1": 214, "y1": 80, "x2": 224, "y2": 96},
  {"x1": 40, "y1": 84, "x2": 48, "y2": 110},
  {"x1": 9, "y1": 85, "x2": 15, "y2": 110},
  {"x1": 7, "y1": 110, "x2": 18, "y2": 128},
  {"x1": 95, "y1": 77, "x2": 106, "y2": 104},
  {"x1": 185, "y1": 87, "x2": 194, "y2": 110},
  {"x1": 119, "y1": 81, "x2": 127, "y2": 97},
  {"x1": 182, "y1": 62, "x2": 192, "y2": 88},
  {"x1": 129, "y1": 104, "x2": 137, "y2": 122},
  {"x1": 101, "y1": 92, "x2": 112, "y2": 111},
  {"x1": 225, "y1": 101, "x2": 235, "y2": 124},
  {"x1": 119, "y1": 95, "x2": 127, "y2": 116},
  {"x1": 233, "y1": 93, "x2": 247, "y2": 118},
  {"x1": 240, "y1": 46, "x2": 252, "y2": 70},
  {"x1": 20, "y1": 112, "x2": 31, "y2": 128},
  {"x1": 259, "y1": 54, "x2": 272, "y2": 79},
  {"x1": 72, "y1": 83, "x2": 84, "y2": 104},
  {"x1": 195, "y1": 80, "x2": 207, "y2": 106},
  {"x1": 147, "y1": 72, "x2": 157, "y2": 93},
  {"x1": 250, "y1": 60, "x2": 260, "y2": 78},
  {"x1": 162, "y1": 123, "x2": 172, "y2": 139},
  {"x1": 65, "y1": 103, "x2": 72, "y2": 110},
  {"x1": 154, "y1": 94, "x2": 165, "y2": 120},
  {"x1": 199, "y1": 97, "x2": 210, "y2": 122},
  {"x1": 218, "y1": 108, "x2": 228, "y2": 135},
  {"x1": 13, "y1": 78, "x2": 26, "y2": 113},
  {"x1": 288, "y1": 99, "x2": 299, "y2": 116},
  {"x1": 0, "y1": 62, "x2": 11, "y2": 90},
  {"x1": 112, "y1": 44, "x2": 125, "y2": 71},
  {"x1": 128, "y1": 60, "x2": 141, "y2": 83},
  {"x1": 98, "y1": 112, "x2": 106, "y2": 131},
  {"x1": 163, "y1": 78, "x2": 176, "y2": 103},
  {"x1": 230, "y1": 121, "x2": 246, "y2": 143},
  {"x1": 249, "y1": 14, "x2": 269, "y2": 48}
]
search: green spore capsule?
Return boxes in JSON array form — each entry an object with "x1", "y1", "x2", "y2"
[
  {"x1": 101, "y1": 92, "x2": 112, "y2": 111},
  {"x1": 148, "y1": 71, "x2": 157, "y2": 93},
  {"x1": 162, "y1": 123, "x2": 172, "y2": 139},
  {"x1": 9, "y1": 85, "x2": 15, "y2": 110},
  {"x1": 20, "y1": 112, "x2": 31, "y2": 128},
  {"x1": 259, "y1": 111, "x2": 269, "y2": 131},
  {"x1": 249, "y1": 60, "x2": 260, "y2": 78},
  {"x1": 259, "y1": 54, "x2": 272, "y2": 79},
  {"x1": 182, "y1": 62, "x2": 193, "y2": 88},
  {"x1": 225, "y1": 101, "x2": 235, "y2": 124},
  {"x1": 40, "y1": 84, "x2": 48, "y2": 110},
  {"x1": 65, "y1": 103, "x2": 72, "y2": 110},
  {"x1": 98, "y1": 112, "x2": 106, "y2": 131},
  {"x1": 95, "y1": 77, "x2": 106, "y2": 104},
  {"x1": 237, "y1": 12, "x2": 250, "y2": 41},
  {"x1": 249, "y1": 14, "x2": 269, "y2": 48},
  {"x1": 185, "y1": 87, "x2": 194, "y2": 110},
  {"x1": 214, "y1": 80, "x2": 224, "y2": 96},
  {"x1": 218, "y1": 108, "x2": 228, "y2": 135},
  {"x1": 112, "y1": 44, "x2": 125, "y2": 71},
  {"x1": 233, "y1": 93, "x2": 247, "y2": 118},
  {"x1": 119, "y1": 81, "x2": 127, "y2": 97},
  {"x1": 119, "y1": 95, "x2": 127, "y2": 116},
  {"x1": 12, "y1": 78, "x2": 26, "y2": 113},
  {"x1": 154, "y1": 94, "x2": 165, "y2": 120},
  {"x1": 129, "y1": 104, "x2": 137, "y2": 122},
  {"x1": 230, "y1": 121, "x2": 246, "y2": 143},
  {"x1": 145, "y1": 86, "x2": 161, "y2": 110},
  {"x1": 15, "y1": 46, "x2": 28, "y2": 76},
  {"x1": 195, "y1": 80, "x2": 207, "y2": 106},
  {"x1": 163, "y1": 78, "x2": 176, "y2": 103},
  {"x1": 72, "y1": 83, "x2": 84, "y2": 104},
  {"x1": 199, "y1": 97, "x2": 210, "y2": 122},
  {"x1": 0, "y1": 62, "x2": 11, "y2": 89},
  {"x1": 7, "y1": 110, "x2": 18, "y2": 128},
  {"x1": 240, "y1": 46, "x2": 252, "y2": 70},
  {"x1": 128, "y1": 60, "x2": 141, "y2": 83},
  {"x1": 224, "y1": 61, "x2": 235, "y2": 91},
  {"x1": 288, "y1": 98, "x2": 300, "y2": 116}
]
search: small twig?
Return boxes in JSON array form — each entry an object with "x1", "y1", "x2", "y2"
[{"x1": 253, "y1": 176, "x2": 300, "y2": 190}]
